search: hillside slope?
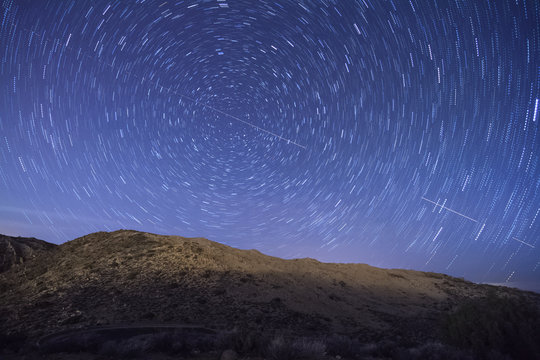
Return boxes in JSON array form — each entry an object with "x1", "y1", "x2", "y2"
[
  {"x1": 0, "y1": 234, "x2": 57, "y2": 273},
  {"x1": 1, "y1": 230, "x2": 538, "y2": 346}
]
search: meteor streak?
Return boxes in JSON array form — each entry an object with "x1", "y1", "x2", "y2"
[{"x1": 421, "y1": 197, "x2": 478, "y2": 223}]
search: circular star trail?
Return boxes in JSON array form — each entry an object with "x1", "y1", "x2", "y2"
[{"x1": 1, "y1": 0, "x2": 539, "y2": 287}]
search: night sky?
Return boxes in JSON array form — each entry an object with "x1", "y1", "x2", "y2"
[{"x1": 1, "y1": 0, "x2": 539, "y2": 288}]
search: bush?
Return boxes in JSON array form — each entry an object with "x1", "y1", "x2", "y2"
[
  {"x1": 266, "y1": 336, "x2": 326, "y2": 360},
  {"x1": 397, "y1": 341, "x2": 474, "y2": 360},
  {"x1": 292, "y1": 337, "x2": 326, "y2": 359},
  {"x1": 441, "y1": 291, "x2": 540, "y2": 359},
  {"x1": 40, "y1": 328, "x2": 216, "y2": 357},
  {"x1": 325, "y1": 334, "x2": 371, "y2": 357},
  {"x1": 266, "y1": 336, "x2": 298, "y2": 360}
]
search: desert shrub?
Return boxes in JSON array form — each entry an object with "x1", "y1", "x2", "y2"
[
  {"x1": 191, "y1": 244, "x2": 203, "y2": 254},
  {"x1": 396, "y1": 341, "x2": 474, "y2": 360},
  {"x1": 424, "y1": 272, "x2": 444, "y2": 279},
  {"x1": 266, "y1": 336, "x2": 299, "y2": 360},
  {"x1": 41, "y1": 328, "x2": 216, "y2": 357},
  {"x1": 441, "y1": 291, "x2": 540, "y2": 359},
  {"x1": 216, "y1": 328, "x2": 269, "y2": 355},
  {"x1": 292, "y1": 338, "x2": 326, "y2": 359},
  {"x1": 265, "y1": 336, "x2": 326, "y2": 360},
  {"x1": 325, "y1": 334, "x2": 369, "y2": 357}
]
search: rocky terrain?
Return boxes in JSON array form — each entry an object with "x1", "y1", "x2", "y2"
[
  {"x1": 0, "y1": 234, "x2": 57, "y2": 273},
  {"x1": 1, "y1": 230, "x2": 539, "y2": 359}
]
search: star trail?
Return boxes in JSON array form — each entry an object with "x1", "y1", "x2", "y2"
[{"x1": 1, "y1": 0, "x2": 539, "y2": 288}]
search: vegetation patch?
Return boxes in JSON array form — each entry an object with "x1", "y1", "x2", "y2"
[
  {"x1": 39, "y1": 326, "x2": 217, "y2": 357},
  {"x1": 440, "y1": 291, "x2": 540, "y2": 359}
]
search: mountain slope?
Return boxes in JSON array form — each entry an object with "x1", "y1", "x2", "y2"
[
  {"x1": 0, "y1": 234, "x2": 57, "y2": 273},
  {"x1": 1, "y1": 230, "x2": 538, "y2": 347}
]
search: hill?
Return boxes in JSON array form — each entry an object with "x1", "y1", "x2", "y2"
[
  {"x1": 0, "y1": 234, "x2": 57, "y2": 273},
  {"x1": 1, "y1": 230, "x2": 539, "y2": 359}
]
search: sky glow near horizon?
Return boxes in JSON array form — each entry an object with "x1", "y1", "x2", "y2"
[{"x1": 1, "y1": 0, "x2": 539, "y2": 286}]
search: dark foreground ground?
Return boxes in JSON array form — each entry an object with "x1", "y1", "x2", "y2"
[
  {"x1": 0, "y1": 325, "x2": 476, "y2": 360},
  {"x1": 3, "y1": 298, "x2": 540, "y2": 360}
]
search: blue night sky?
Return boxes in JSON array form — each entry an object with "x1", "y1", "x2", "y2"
[{"x1": 1, "y1": 0, "x2": 539, "y2": 288}]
